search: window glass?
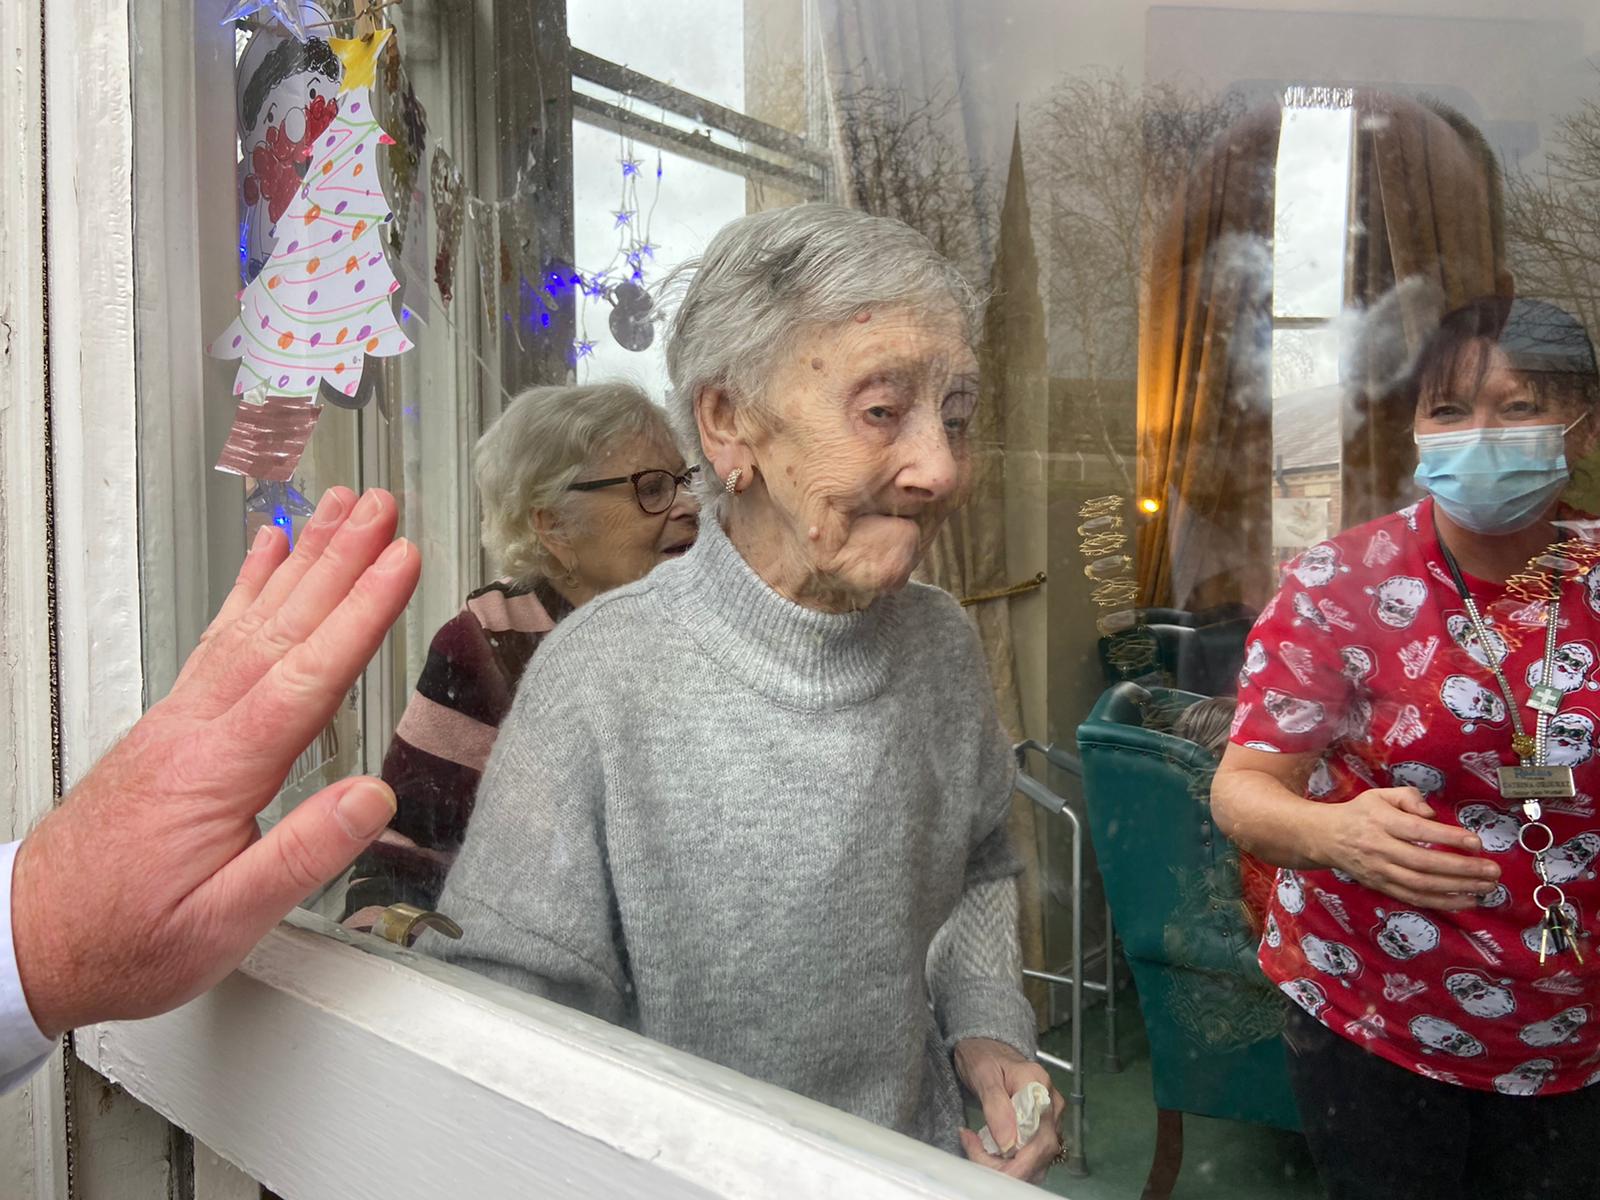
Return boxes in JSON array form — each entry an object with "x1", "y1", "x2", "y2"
[{"x1": 138, "y1": 0, "x2": 1600, "y2": 1192}]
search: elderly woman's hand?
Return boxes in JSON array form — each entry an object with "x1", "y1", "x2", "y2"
[{"x1": 953, "y1": 1037, "x2": 1066, "y2": 1182}]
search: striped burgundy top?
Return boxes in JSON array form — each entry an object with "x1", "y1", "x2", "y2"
[{"x1": 343, "y1": 577, "x2": 573, "y2": 918}]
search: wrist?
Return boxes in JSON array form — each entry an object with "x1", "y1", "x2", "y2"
[
  {"x1": 1290, "y1": 799, "x2": 1339, "y2": 871},
  {"x1": 12, "y1": 829, "x2": 74, "y2": 1038}
]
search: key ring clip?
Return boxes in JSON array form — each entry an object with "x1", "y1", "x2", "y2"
[
  {"x1": 1519, "y1": 821, "x2": 1556, "y2": 855},
  {"x1": 1534, "y1": 882, "x2": 1568, "y2": 913}
]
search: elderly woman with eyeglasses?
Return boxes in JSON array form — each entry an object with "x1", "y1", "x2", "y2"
[
  {"x1": 342, "y1": 382, "x2": 697, "y2": 921},
  {"x1": 430, "y1": 205, "x2": 1059, "y2": 1179}
]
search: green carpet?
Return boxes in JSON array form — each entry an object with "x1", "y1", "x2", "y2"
[{"x1": 970, "y1": 994, "x2": 1325, "y2": 1198}]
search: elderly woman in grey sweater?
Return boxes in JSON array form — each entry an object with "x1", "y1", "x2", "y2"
[{"x1": 431, "y1": 204, "x2": 1059, "y2": 1179}]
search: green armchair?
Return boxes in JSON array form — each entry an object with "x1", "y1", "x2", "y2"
[{"x1": 1076, "y1": 682, "x2": 1300, "y2": 1199}]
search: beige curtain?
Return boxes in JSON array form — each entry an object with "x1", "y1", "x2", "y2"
[
  {"x1": 1136, "y1": 106, "x2": 1282, "y2": 612},
  {"x1": 1340, "y1": 93, "x2": 1511, "y2": 527},
  {"x1": 818, "y1": 0, "x2": 1049, "y2": 1025},
  {"x1": 920, "y1": 125, "x2": 1049, "y2": 1024}
]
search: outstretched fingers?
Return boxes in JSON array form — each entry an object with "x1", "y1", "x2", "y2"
[
  {"x1": 172, "y1": 488, "x2": 359, "y2": 713},
  {"x1": 172, "y1": 524, "x2": 290, "y2": 692},
  {"x1": 217, "y1": 534, "x2": 418, "y2": 786}
]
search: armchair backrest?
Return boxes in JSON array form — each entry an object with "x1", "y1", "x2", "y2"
[
  {"x1": 1098, "y1": 616, "x2": 1252, "y2": 695},
  {"x1": 1075, "y1": 683, "x2": 1257, "y2": 976},
  {"x1": 1076, "y1": 682, "x2": 1300, "y2": 1131}
]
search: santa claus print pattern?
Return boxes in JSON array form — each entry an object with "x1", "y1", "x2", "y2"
[{"x1": 1235, "y1": 496, "x2": 1600, "y2": 1095}]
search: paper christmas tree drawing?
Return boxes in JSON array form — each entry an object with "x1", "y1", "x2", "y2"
[{"x1": 212, "y1": 29, "x2": 412, "y2": 402}]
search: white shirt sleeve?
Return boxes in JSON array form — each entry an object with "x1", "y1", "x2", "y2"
[{"x1": 0, "y1": 840, "x2": 56, "y2": 1094}]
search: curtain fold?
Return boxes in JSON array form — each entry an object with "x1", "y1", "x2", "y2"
[
  {"x1": 1340, "y1": 93, "x2": 1510, "y2": 527},
  {"x1": 820, "y1": 0, "x2": 1049, "y2": 1027},
  {"x1": 922, "y1": 124, "x2": 1050, "y2": 1024},
  {"x1": 1135, "y1": 106, "x2": 1282, "y2": 612}
]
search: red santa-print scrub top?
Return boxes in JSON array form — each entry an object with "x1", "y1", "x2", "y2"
[{"x1": 1233, "y1": 496, "x2": 1600, "y2": 1096}]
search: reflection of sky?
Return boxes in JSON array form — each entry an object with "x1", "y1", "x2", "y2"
[
  {"x1": 1271, "y1": 105, "x2": 1353, "y2": 475},
  {"x1": 1272, "y1": 105, "x2": 1353, "y2": 321},
  {"x1": 568, "y1": 2, "x2": 748, "y2": 401},
  {"x1": 569, "y1": 1, "x2": 745, "y2": 108}
]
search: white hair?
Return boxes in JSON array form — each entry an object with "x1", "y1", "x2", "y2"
[
  {"x1": 475, "y1": 381, "x2": 668, "y2": 583},
  {"x1": 662, "y1": 203, "x2": 981, "y2": 518}
]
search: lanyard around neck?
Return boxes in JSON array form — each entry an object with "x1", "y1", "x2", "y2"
[{"x1": 1433, "y1": 521, "x2": 1582, "y2": 964}]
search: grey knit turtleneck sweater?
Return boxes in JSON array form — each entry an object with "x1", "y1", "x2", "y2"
[{"x1": 428, "y1": 514, "x2": 1035, "y2": 1150}]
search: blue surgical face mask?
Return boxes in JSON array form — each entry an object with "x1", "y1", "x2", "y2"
[{"x1": 1413, "y1": 415, "x2": 1585, "y2": 534}]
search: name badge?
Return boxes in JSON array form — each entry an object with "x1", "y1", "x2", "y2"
[{"x1": 1498, "y1": 765, "x2": 1577, "y2": 800}]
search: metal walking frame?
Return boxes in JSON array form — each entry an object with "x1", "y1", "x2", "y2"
[{"x1": 1013, "y1": 740, "x2": 1122, "y2": 1178}]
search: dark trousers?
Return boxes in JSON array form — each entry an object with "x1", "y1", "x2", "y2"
[{"x1": 1283, "y1": 1004, "x2": 1600, "y2": 1200}]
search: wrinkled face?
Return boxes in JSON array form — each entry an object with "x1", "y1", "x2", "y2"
[
  {"x1": 739, "y1": 305, "x2": 978, "y2": 609},
  {"x1": 557, "y1": 428, "x2": 700, "y2": 598}
]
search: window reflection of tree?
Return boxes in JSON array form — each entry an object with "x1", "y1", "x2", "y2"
[
  {"x1": 1505, "y1": 77, "x2": 1600, "y2": 349},
  {"x1": 1031, "y1": 74, "x2": 1241, "y2": 490}
]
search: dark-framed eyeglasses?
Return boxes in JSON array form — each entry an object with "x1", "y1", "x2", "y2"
[{"x1": 566, "y1": 465, "x2": 701, "y2": 514}]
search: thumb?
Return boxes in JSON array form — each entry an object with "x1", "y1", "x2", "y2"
[{"x1": 211, "y1": 777, "x2": 396, "y2": 936}]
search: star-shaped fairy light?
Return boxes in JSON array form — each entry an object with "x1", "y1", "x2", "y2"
[
  {"x1": 245, "y1": 478, "x2": 316, "y2": 547},
  {"x1": 221, "y1": 0, "x2": 319, "y2": 41}
]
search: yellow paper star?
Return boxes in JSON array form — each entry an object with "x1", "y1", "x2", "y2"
[{"x1": 330, "y1": 28, "x2": 391, "y2": 95}]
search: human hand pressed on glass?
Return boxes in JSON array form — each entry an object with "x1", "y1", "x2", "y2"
[
  {"x1": 11, "y1": 487, "x2": 419, "y2": 1037},
  {"x1": 953, "y1": 1037, "x2": 1066, "y2": 1182},
  {"x1": 1310, "y1": 786, "x2": 1499, "y2": 911}
]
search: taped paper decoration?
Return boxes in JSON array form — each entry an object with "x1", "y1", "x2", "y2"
[
  {"x1": 215, "y1": 394, "x2": 323, "y2": 480},
  {"x1": 212, "y1": 29, "x2": 412, "y2": 404},
  {"x1": 468, "y1": 197, "x2": 499, "y2": 326},
  {"x1": 380, "y1": 34, "x2": 428, "y2": 255},
  {"x1": 430, "y1": 146, "x2": 466, "y2": 305},
  {"x1": 235, "y1": 13, "x2": 342, "y2": 282}
]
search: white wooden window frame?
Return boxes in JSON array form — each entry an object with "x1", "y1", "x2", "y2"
[{"x1": 17, "y1": 2, "x2": 1040, "y2": 1196}]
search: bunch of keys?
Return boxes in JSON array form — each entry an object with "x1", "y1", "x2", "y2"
[{"x1": 1535, "y1": 884, "x2": 1584, "y2": 965}]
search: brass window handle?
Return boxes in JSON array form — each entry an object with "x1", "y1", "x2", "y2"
[
  {"x1": 959, "y1": 572, "x2": 1047, "y2": 608},
  {"x1": 370, "y1": 903, "x2": 464, "y2": 948}
]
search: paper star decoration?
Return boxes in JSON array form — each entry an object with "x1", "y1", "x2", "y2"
[{"x1": 330, "y1": 28, "x2": 391, "y2": 95}]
